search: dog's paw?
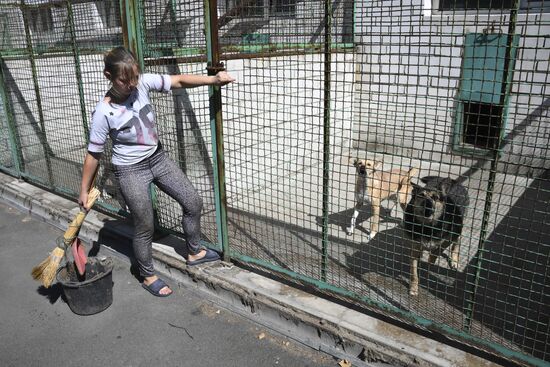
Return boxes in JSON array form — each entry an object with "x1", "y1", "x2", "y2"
[
  {"x1": 449, "y1": 259, "x2": 459, "y2": 270},
  {"x1": 367, "y1": 231, "x2": 377, "y2": 241},
  {"x1": 409, "y1": 287, "x2": 419, "y2": 296},
  {"x1": 346, "y1": 227, "x2": 354, "y2": 235}
]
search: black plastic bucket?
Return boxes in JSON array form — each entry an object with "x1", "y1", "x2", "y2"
[{"x1": 56, "y1": 257, "x2": 114, "y2": 316}]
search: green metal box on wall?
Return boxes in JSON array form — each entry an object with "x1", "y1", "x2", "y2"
[
  {"x1": 454, "y1": 32, "x2": 520, "y2": 152},
  {"x1": 460, "y1": 33, "x2": 519, "y2": 104}
]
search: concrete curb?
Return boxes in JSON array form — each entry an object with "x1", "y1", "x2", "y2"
[{"x1": 0, "y1": 172, "x2": 504, "y2": 367}]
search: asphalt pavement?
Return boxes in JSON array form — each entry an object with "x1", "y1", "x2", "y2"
[{"x1": 0, "y1": 199, "x2": 338, "y2": 367}]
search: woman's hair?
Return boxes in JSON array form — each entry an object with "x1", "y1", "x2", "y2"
[{"x1": 103, "y1": 46, "x2": 140, "y2": 82}]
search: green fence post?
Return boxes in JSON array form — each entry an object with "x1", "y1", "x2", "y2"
[
  {"x1": 123, "y1": 0, "x2": 144, "y2": 71},
  {"x1": 20, "y1": 0, "x2": 54, "y2": 186},
  {"x1": 0, "y1": 57, "x2": 22, "y2": 176},
  {"x1": 121, "y1": 0, "x2": 164, "y2": 227},
  {"x1": 204, "y1": 0, "x2": 230, "y2": 260},
  {"x1": 462, "y1": 0, "x2": 520, "y2": 332},
  {"x1": 66, "y1": 0, "x2": 89, "y2": 141},
  {"x1": 168, "y1": 0, "x2": 182, "y2": 47},
  {"x1": 321, "y1": 0, "x2": 333, "y2": 281}
]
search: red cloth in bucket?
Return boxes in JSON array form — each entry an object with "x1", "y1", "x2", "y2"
[{"x1": 71, "y1": 238, "x2": 87, "y2": 276}]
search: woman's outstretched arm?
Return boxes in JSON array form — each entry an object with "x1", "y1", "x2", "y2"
[{"x1": 170, "y1": 71, "x2": 235, "y2": 89}]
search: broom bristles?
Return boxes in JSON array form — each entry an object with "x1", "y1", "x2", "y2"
[
  {"x1": 31, "y1": 257, "x2": 50, "y2": 280},
  {"x1": 31, "y1": 186, "x2": 101, "y2": 287},
  {"x1": 39, "y1": 247, "x2": 65, "y2": 288}
]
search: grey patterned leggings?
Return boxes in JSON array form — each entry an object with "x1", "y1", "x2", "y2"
[{"x1": 113, "y1": 147, "x2": 203, "y2": 277}]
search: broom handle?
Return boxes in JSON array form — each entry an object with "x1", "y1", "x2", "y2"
[
  {"x1": 62, "y1": 166, "x2": 101, "y2": 245},
  {"x1": 62, "y1": 187, "x2": 101, "y2": 245}
]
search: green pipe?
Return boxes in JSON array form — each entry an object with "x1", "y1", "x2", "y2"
[
  {"x1": 463, "y1": 0, "x2": 520, "y2": 332},
  {"x1": 121, "y1": 0, "x2": 162, "y2": 227},
  {"x1": 125, "y1": 0, "x2": 144, "y2": 71},
  {"x1": 1, "y1": 17, "x2": 12, "y2": 49},
  {"x1": 66, "y1": 1, "x2": 89, "y2": 140},
  {"x1": 20, "y1": 0, "x2": 54, "y2": 186},
  {"x1": 320, "y1": 0, "x2": 333, "y2": 281},
  {"x1": 204, "y1": 0, "x2": 230, "y2": 260},
  {"x1": 0, "y1": 43, "x2": 354, "y2": 62},
  {"x1": 168, "y1": 0, "x2": 181, "y2": 46},
  {"x1": 0, "y1": 57, "x2": 22, "y2": 175},
  {"x1": 0, "y1": 47, "x2": 116, "y2": 59}
]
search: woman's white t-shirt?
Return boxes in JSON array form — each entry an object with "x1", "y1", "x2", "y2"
[{"x1": 87, "y1": 73, "x2": 171, "y2": 165}]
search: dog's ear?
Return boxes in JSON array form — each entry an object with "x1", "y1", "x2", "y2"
[
  {"x1": 411, "y1": 182, "x2": 422, "y2": 192},
  {"x1": 363, "y1": 159, "x2": 381, "y2": 170},
  {"x1": 407, "y1": 167, "x2": 420, "y2": 179},
  {"x1": 397, "y1": 182, "x2": 414, "y2": 208}
]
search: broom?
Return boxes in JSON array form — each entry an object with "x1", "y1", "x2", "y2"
[{"x1": 31, "y1": 172, "x2": 101, "y2": 288}]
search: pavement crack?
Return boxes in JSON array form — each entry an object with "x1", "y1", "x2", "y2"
[{"x1": 168, "y1": 322, "x2": 194, "y2": 339}]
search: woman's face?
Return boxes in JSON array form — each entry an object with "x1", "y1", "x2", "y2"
[{"x1": 110, "y1": 64, "x2": 139, "y2": 98}]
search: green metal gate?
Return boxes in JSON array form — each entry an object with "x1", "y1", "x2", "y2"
[{"x1": 0, "y1": 1, "x2": 548, "y2": 366}]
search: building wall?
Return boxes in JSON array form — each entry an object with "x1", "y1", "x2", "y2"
[
  {"x1": 2, "y1": 0, "x2": 549, "y2": 178},
  {"x1": 354, "y1": 0, "x2": 550, "y2": 176}
]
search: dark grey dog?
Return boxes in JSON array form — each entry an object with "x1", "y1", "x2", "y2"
[{"x1": 403, "y1": 176, "x2": 469, "y2": 296}]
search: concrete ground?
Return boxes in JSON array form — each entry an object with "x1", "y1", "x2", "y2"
[{"x1": 0, "y1": 199, "x2": 340, "y2": 367}]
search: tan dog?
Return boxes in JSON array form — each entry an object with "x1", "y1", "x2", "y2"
[{"x1": 347, "y1": 159, "x2": 419, "y2": 240}]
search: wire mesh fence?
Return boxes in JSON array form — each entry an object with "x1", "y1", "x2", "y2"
[{"x1": 0, "y1": 1, "x2": 548, "y2": 365}]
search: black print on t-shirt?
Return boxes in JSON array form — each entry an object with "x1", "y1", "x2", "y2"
[{"x1": 112, "y1": 104, "x2": 157, "y2": 145}]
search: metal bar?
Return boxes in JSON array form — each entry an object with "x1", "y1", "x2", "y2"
[
  {"x1": 0, "y1": 47, "x2": 118, "y2": 59},
  {"x1": 1, "y1": 43, "x2": 354, "y2": 62},
  {"x1": 119, "y1": 0, "x2": 130, "y2": 49},
  {"x1": 204, "y1": 0, "x2": 230, "y2": 261},
  {"x1": 121, "y1": 0, "x2": 162, "y2": 227},
  {"x1": 20, "y1": 0, "x2": 54, "y2": 186},
  {"x1": 1, "y1": 14, "x2": 13, "y2": 50},
  {"x1": 125, "y1": 0, "x2": 144, "y2": 71},
  {"x1": 66, "y1": 0, "x2": 89, "y2": 140},
  {"x1": 167, "y1": 0, "x2": 181, "y2": 46},
  {"x1": 0, "y1": 57, "x2": 22, "y2": 175},
  {"x1": 320, "y1": 0, "x2": 333, "y2": 281},
  {"x1": 462, "y1": 0, "x2": 521, "y2": 332},
  {"x1": 11, "y1": 0, "x2": 111, "y2": 8}
]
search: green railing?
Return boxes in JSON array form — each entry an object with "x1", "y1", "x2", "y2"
[{"x1": 0, "y1": 1, "x2": 549, "y2": 366}]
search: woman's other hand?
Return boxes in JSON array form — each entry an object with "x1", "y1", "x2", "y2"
[{"x1": 213, "y1": 71, "x2": 235, "y2": 86}]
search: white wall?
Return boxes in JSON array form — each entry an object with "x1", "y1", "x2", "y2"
[{"x1": 354, "y1": 0, "x2": 550, "y2": 175}]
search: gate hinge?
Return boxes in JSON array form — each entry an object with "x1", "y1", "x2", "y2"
[{"x1": 206, "y1": 62, "x2": 225, "y2": 75}]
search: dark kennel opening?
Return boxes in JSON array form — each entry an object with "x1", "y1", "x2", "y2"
[{"x1": 462, "y1": 102, "x2": 503, "y2": 150}]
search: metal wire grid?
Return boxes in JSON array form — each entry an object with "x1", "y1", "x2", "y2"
[
  {"x1": 0, "y1": 0, "x2": 548, "y2": 365},
  {"x1": 215, "y1": 0, "x2": 549, "y2": 364},
  {"x1": 0, "y1": 92, "x2": 15, "y2": 172},
  {"x1": 219, "y1": 1, "x2": 332, "y2": 280},
  {"x1": 0, "y1": 1, "x2": 126, "y2": 210},
  {"x1": 138, "y1": 0, "x2": 221, "y2": 244}
]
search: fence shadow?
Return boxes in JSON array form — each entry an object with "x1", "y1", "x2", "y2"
[
  {"x1": 466, "y1": 169, "x2": 550, "y2": 360},
  {"x1": 316, "y1": 204, "x2": 401, "y2": 236},
  {"x1": 342, "y1": 169, "x2": 550, "y2": 361},
  {"x1": 88, "y1": 218, "x2": 142, "y2": 282}
]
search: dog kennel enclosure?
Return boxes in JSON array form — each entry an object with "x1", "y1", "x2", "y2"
[{"x1": 0, "y1": 0, "x2": 548, "y2": 365}]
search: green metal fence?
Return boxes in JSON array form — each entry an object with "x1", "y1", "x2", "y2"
[{"x1": 0, "y1": 1, "x2": 548, "y2": 366}]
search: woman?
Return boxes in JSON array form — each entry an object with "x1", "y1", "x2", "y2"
[{"x1": 79, "y1": 47, "x2": 235, "y2": 297}]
